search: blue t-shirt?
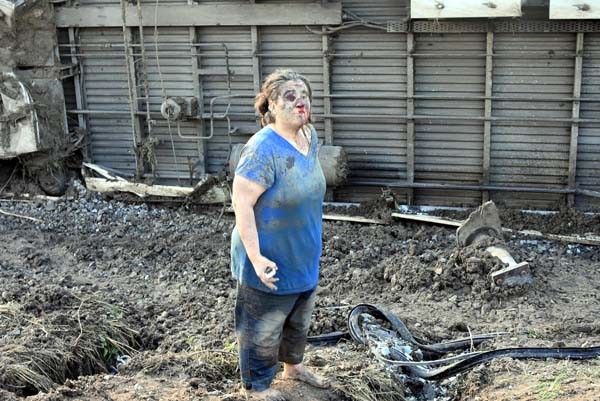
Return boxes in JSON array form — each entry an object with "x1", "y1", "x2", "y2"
[{"x1": 230, "y1": 125, "x2": 326, "y2": 294}]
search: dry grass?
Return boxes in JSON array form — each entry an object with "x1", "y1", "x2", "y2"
[
  {"x1": 134, "y1": 349, "x2": 239, "y2": 386},
  {"x1": 0, "y1": 296, "x2": 139, "y2": 396},
  {"x1": 331, "y1": 364, "x2": 406, "y2": 401},
  {"x1": 317, "y1": 346, "x2": 406, "y2": 401}
]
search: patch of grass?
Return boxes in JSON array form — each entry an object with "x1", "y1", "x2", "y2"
[
  {"x1": 534, "y1": 373, "x2": 568, "y2": 401},
  {"x1": 576, "y1": 363, "x2": 600, "y2": 380},
  {"x1": 526, "y1": 329, "x2": 543, "y2": 339}
]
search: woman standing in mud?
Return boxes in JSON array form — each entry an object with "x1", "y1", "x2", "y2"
[{"x1": 230, "y1": 69, "x2": 328, "y2": 401}]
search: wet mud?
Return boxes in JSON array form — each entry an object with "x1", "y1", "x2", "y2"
[{"x1": 0, "y1": 184, "x2": 599, "y2": 400}]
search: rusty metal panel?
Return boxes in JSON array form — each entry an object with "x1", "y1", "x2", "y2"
[
  {"x1": 78, "y1": 28, "x2": 137, "y2": 174},
  {"x1": 413, "y1": 33, "x2": 486, "y2": 206},
  {"x1": 577, "y1": 32, "x2": 600, "y2": 209},
  {"x1": 331, "y1": 27, "x2": 407, "y2": 182},
  {"x1": 490, "y1": 32, "x2": 574, "y2": 208}
]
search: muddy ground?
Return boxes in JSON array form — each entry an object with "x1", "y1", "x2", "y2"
[{"x1": 0, "y1": 182, "x2": 599, "y2": 401}]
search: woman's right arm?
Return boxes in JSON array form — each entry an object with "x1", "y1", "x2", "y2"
[{"x1": 232, "y1": 174, "x2": 279, "y2": 290}]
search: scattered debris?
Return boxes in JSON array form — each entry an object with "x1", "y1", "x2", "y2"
[
  {"x1": 486, "y1": 246, "x2": 532, "y2": 287},
  {"x1": 0, "y1": 207, "x2": 41, "y2": 222},
  {"x1": 456, "y1": 201, "x2": 504, "y2": 247},
  {"x1": 457, "y1": 201, "x2": 532, "y2": 288},
  {"x1": 391, "y1": 212, "x2": 462, "y2": 227},
  {"x1": 322, "y1": 214, "x2": 387, "y2": 225},
  {"x1": 82, "y1": 163, "x2": 229, "y2": 203}
]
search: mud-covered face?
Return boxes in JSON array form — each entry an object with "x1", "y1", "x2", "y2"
[{"x1": 270, "y1": 80, "x2": 311, "y2": 127}]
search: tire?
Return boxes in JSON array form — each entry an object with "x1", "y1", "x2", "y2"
[{"x1": 38, "y1": 167, "x2": 68, "y2": 196}]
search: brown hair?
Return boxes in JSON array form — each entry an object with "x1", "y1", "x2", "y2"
[{"x1": 254, "y1": 69, "x2": 313, "y2": 127}]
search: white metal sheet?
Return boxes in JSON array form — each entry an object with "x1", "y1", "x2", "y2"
[
  {"x1": 550, "y1": 0, "x2": 600, "y2": 19},
  {"x1": 411, "y1": 0, "x2": 521, "y2": 19}
]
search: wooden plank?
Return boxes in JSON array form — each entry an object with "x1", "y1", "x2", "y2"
[
  {"x1": 411, "y1": 0, "x2": 521, "y2": 19},
  {"x1": 391, "y1": 212, "x2": 463, "y2": 227},
  {"x1": 55, "y1": 3, "x2": 342, "y2": 28},
  {"x1": 550, "y1": 0, "x2": 600, "y2": 19},
  {"x1": 323, "y1": 214, "x2": 387, "y2": 225},
  {"x1": 83, "y1": 162, "x2": 128, "y2": 181},
  {"x1": 84, "y1": 177, "x2": 229, "y2": 203},
  {"x1": 509, "y1": 229, "x2": 600, "y2": 247},
  {"x1": 392, "y1": 211, "x2": 600, "y2": 246},
  {"x1": 568, "y1": 32, "x2": 584, "y2": 206}
]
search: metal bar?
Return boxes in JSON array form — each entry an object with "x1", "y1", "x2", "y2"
[
  {"x1": 322, "y1": 29, "x2": 333, "y2": 146},
  {"x1": 406, "y1": 32, "x2": 415, "y2": 206},
  {"x1": 66, "y1": 109, "x2": 600, "y2": 125},
  {"x1": 120, "y1": 1, "x2": 142, "y2": 177},
  {"x1": 190, "y1": 25, "x2": 206, "y2": 175},
  {"x1": 251, "y1": 24, "x2": 261, "y2": 130},
  {"x1": 568, "y1": 32, "x2": 585, "y2": 207},
  {"x1": 68, "y1": 28, "x2": 89, "y2": 160},
  {"x1": 136, "y1": 0, "x2": 152, "y2": 139},
  {"x1": 350, "y1": 180, "x2": 576, "y2": 195},
  {"x1": 482, "y1": 31, "x2": 493, "y2": 203},
  {"x1": 320, "y1": 114, "x2": 600, "y2": 124},
  {"x1": 321, "y1": 94, "x2": 600, "y2": 102}
]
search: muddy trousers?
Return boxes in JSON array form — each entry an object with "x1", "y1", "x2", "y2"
[{"x1": 235, "y1": 284, "x2": 316, "y2": 392}]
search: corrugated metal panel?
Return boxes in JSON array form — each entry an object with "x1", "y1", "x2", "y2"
[
  {"x1": 328, "y1": 0, "x2": 408, "y2": 203},
  {"x1": 79, "y1": 28, "x2": 137, "y2": 174},
  {"x1": 340, "y1": 0, "x2": 409, "y2": 23},
  {"x1": 577, "y1": 32, "x2": 600, "y2": 209},
  {"x1": 196, "y1": 26, "x2": 255, "y2": 174},
  {"x1": 79, "y1": 0, "x2": 188, "y2": 6},
  {"x1": 140, "y1": 27, "x2": 199, "y2": 181},
  {"x1": 491, "y1": 32, "x2": 574, "y2": 209},
  {"x1": 414, "y1": 33, "x2": 486, "y2": 206},
  {"x1": 331, "y1": 27, "x2": 407, "y2": 181},
  {"x1": 260, "y1": 25, "x2": 325, "y2": 135}
]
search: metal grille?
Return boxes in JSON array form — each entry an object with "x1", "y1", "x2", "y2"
[{"x1": 413, "y1": 19, "x2": 600, "y2": 33}]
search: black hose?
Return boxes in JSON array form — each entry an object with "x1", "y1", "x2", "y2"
[
  {"x1": 422, "y1": 346, "x2": 600, "y2": 380},
  {"x1": 348, "y1": 304, "x2": 498, "y2": 354},
  {"x1": 310, "y1": 303, "x2": 600, "y2": 380}
]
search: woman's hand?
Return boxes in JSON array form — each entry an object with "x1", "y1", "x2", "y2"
[{"x1": 252, "y1": 255, "x2": 279, "y2": 291}]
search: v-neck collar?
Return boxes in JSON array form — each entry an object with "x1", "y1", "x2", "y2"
[{"x1": 268, "y1": 126, "x2": 312, "y2": 158}]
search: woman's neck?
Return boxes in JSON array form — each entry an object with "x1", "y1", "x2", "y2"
[{"x1": 272, "y1": 121, "x2": 300, "y2": 141}]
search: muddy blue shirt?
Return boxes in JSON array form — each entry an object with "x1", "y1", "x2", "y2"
[{"x1": 231, "y1": 126, "x2": 326, "y2": 294}]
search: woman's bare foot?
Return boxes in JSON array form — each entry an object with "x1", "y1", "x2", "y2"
[
  {"x1": 242, "y1": 388, "x2": 286, "y2": 401},
  {"x1": 282, "y1": 363, "x2": 329, "y2": 388}
]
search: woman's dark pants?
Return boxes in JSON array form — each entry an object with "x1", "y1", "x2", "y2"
[{"x1": 235, "y1": 284, "x2": 316, "y2": 392}]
